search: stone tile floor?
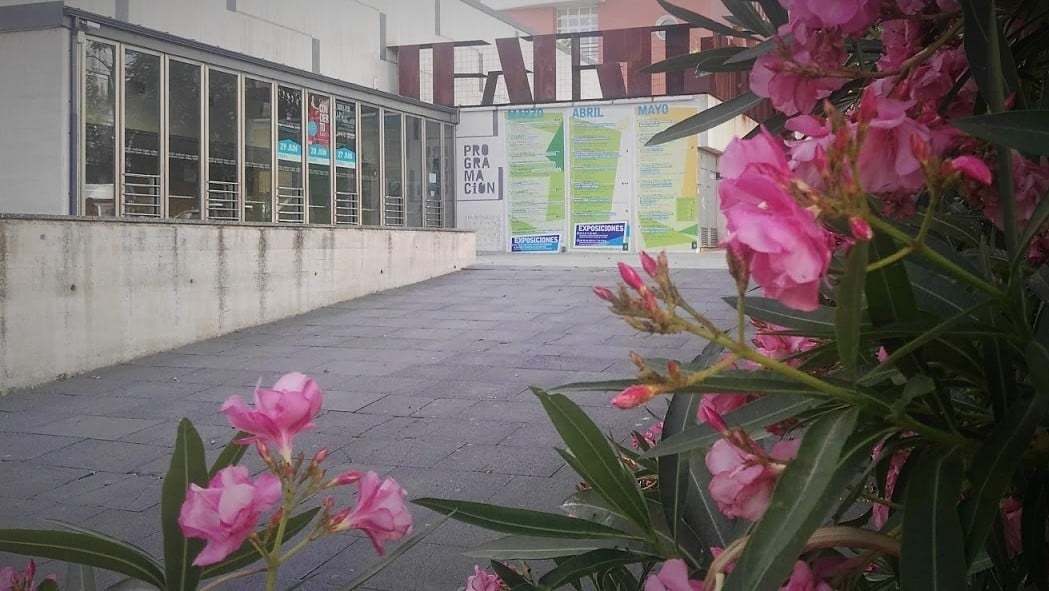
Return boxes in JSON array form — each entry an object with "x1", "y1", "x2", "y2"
[{"x1": 0, "y1": 260, "x2": 735, "y2": 591}]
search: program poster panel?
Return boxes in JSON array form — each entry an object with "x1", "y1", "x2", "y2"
[
  {"x1": 635, "y1": 102, "x2": 701, "y2": 251},
  {"x1": 568, "y1": 105, "x2": 633, "y2": 247},
  {"x1": 505, "y1": 108, "x2": 566, "y2": 251}
]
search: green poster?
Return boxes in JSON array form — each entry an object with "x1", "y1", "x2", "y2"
[
  {"x1": 568, "y1": 107, "x2": 630, "y2": 229},
  {"x1": 635, "y1": 104, "x2": 700, "y2": 250},
  {"x1": 505, "y1": 110, "x2": 566, "y2": 242}
]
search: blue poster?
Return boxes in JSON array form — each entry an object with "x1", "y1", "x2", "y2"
[
  {"x1": 511, "y1": 234, "x2": 561, "y2": 253},
  {"x1": 277, "y1": 139, "x2": 302, "y2": 162},
  {"x1": 573, "y1": 221, "x2": 627, "y2": 248},
  {"x1": 335, "y1": 147, "x2": 357, "y2": 168},
  {"x1": 308, "y1": 144, "x2": 330, "y2": 165}
]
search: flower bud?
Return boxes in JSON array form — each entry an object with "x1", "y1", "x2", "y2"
[
  {"x1": 617, "y1": 262, "x2": 645, "y2": 291},
  {"x1": 667, "y1": 360, "x2": 681, "y2": 381},
  {"x1": 268, "y1": 507, "x2": 284, "y2": 528},
  {"x1": 639, "y1": 251, "x2": 659, "y2": 277},
  {"x1": 592, "y1": 286, "x2": 615, "y2": 302},
  {"x1": 327, "y1": 470, "x2": 364, "y2": 488},
  {"x1": 323, "y1": 495, "x2": 335, "y2": 510},
  {"x1": 326, "y1": 507, "x2": 352, "y2": 532},
  {"x1": 700, "y1": 407, "x2": 730, "y2": 435},
  {"x1": 946, "y1": 155, "x2": 992, "y2": 185},
  {"x1": 255, "y1": 440, "x2": 273, "y2": 465},
  {"x1": 311, "y1": 447, "x2": 330, "y2": 467},
  {"x1": 610, "y1": 384, "x2": 658, "y2": 409},
  {"x1": 642, "y1": 291, "x2": 660, "y2": 315},
  {"x1": 857, "y1": 88, "x2": 878, "y2": 124},
  {"x1": 629, "y1": 351, "x2": 645, "y2": 370},
  {"x1": 909, "y1": 132, "x2": 931, "y2": 163},
  {"x1": 849, "y1": 217, "x2": 873, "y2": 241}
]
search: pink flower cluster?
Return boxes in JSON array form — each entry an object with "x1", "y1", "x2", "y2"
[
  {"x1": 706, "y1": 437, "x2": 801, "y2": 521},
  {"x1": 178, "y1": 372, "x2": 412, "y2": 567},
  {"x1": 644, "y1": 555, "x2": 838, "y2": 591},
  {"x1": 463, "y1": 565, "x2": 503, "y2": 591},
  {"x1": 0, "y1": 561, "x2": 54, "y2": 591}
]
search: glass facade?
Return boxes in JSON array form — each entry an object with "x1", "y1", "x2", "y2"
[{"x1": 79, "y1": 37, "x2": 454, "y2": 228}]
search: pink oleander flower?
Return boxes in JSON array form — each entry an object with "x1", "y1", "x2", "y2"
[
  {"x1": 856, "y1": 93, "x2": 932, "y2": 194},
  {"x1": 781, "y1": 0, "x2": 879, "y2": 34},
  {"x1": 1001, "y1": 497, "x2": 1023, "y2": 556},
  {"x1": 331, "y1": 471, "x2": 412, "y2": 555},
  {"x1": 698, "y1": 393, "x2": 755, "y2": 422},
  {"x1": 720, "y1": 131, "x2": 831, "y2": 311},
  {"x1": 222, "y1": 372, "x2": 324, "y2": 460},
  {"x1": 947, "y1": 156, "x2": 993, "y2": 185},
  {"x1": 644, "y1": 559, "x2": 702, "y2": 591},
  {"x1": 965, "y1": 153, "x2": 1049, "y2": 231},
  {"x1": 752, "y1": 322, "x2": 820, "y2": 367},
  {"x1": 611, "y1": 384, "x2": 660, "y2": 409},
  {"x1": 780, "y1": 560, "x2": 835, "y2": 591},
  {"x1": 178, "y1": 466, "x2": 282, "y2": 566},
  {"x1": 876, "y1": 347, "x2": 889, "y2": 363},
  {"x1": 464, "y1": 565, "x2": 502, "y2": 591},
  {"x1": 878, "y1": 19, "x2": 921, "y2": 70},
  {"x1": 0, "y1": 560, "x2": 55, "y2": 591},
  {"x1": 618, "y1": 262, "x2": 645, "y2": 291},
  {"x1": 706, "y1": 438, "x2": 802, "y2": 521},
  {"x1": 750, "y1": 24, "x2": 847, "y2": 117}
]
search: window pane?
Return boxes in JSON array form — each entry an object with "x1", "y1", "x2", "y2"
[
  {"x1": 207, "y1": 69, "x2": 238, "y2": 220},
  {"x1": 83, "y1": 40, "x2": 116, "y2": 216},
  {"x1": 168, "y1": 60, "x2": 201, "y2": 219},
  {"x1": 307, "y1": 93, "x2": 332, "y2": 224},
  {"x1": 383, "y1": 111, "x2": 403, "y2": 226},
  {"x1": 360, "y1": 104, "x2": 380, "y2": 225},
  {"x1": 334, "y1": 100, "x2": 358, "y2": 224},
  {"x1": 443, "y1": 123, "x2": 455, "y2": 228},
  {"x1": 405, "y1": 116, "x2": 423, "y2": 227},
  {"x1": 244, "y1": 78, "x2": 272, "y2": 222},
  {"x1": 425, "y1": 120, "x2": 442, "y2": 227},
  {"x1": 123, "y1": 49, "x2": 161, "y2": 216},
  {"x1": 276, "y1": 85, "x2": 304, "y2": 223}
]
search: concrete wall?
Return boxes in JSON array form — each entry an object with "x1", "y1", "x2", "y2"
[
  {"x1": 0, "y1": 216, "x2": 476, "y2": 392},
  {"x1": 0, "y1": 27, "x2": 70, "y2": 215}
]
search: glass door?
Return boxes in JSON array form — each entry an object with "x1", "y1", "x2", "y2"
[
  {"x1": 307, "y1": 93, "x2": 332, "y2": 224},
  {"x1": 206, "y1": 69, "x2": 239, "y2": 220},
  {"x1": 276, "y1": 85, "x2": 305, "y2": 223},
  {"x1": 83, "y1": 40, "x2": 117, "y2": 216},
  {"x1": 244, "y1": 78, "x2": 273, "y2": 222},
  {"x1": 405, "y1": 116, "x2": 424, "y2": 227},
  {"x1": 425, "y1": 120, "x2": 442, "y2": 227},
  {"x1": 334, "y1": 100, "x2": 358, "y2": 224},
  {"x1": 383, "y1": 111, "x2": 404, "y2": 226},
  {"x1": 167, "y1": 59, "x2": 202, "y2": 219},
  {"x1": 360, "y1": 104, "x2": 381, "y2": 226},
  {"x1": 122, "y1": 48, "x2": 162, "y2": 217}
]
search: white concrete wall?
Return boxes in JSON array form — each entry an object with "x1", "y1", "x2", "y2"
[
  {"x1": 0, "y1": 27, "x2": 70, "y2": 215},
  {"x1": 0, "y1": 217, "x2": 476, "y2": 392}
]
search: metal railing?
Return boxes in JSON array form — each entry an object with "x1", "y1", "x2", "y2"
[
  {"x1": 121, "y1": 173, "x2": 161, "y2": 217},
  {"x1": 207, "y1": 180, "x2": 239, "y2": 220},
  {"x1": 335, "y1": 191, "x2": 360, "y2": 225},
  {"x1": 277, "y1": 187, "x2": 305, "y2": 224},
  {"x1": 424, "y1": 199, "x2": 443, "y2": 228},
  {"x1": 384, "y1": 195, "x2": 405, "y2": 226}
]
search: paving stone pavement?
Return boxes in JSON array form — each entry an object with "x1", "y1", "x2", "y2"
[{"x1": 0, "y1": 262, "x2": 735, "y2": 591}]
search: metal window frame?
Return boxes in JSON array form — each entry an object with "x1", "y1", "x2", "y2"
[
  {"x1": 79, "y1": 37, "x2": 120, "y2": 217},
  {"x1": 405, "y1": 114, "x2": 424, "y2": 228},
  {"x1": 359, "y1": 102, "x2": 382, "y2": 226},
  {"x1": 275, "y1": 83, "x2": 307, "y2": 224},
  {"x1": 241, "y1": 75, "x2": 277, "y2": 223},
  {"x1": 381, "y1": 109, "x2": 406, "y2": 227}
]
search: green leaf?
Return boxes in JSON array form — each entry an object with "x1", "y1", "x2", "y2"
[
  {"x1": 104, "y1": 578, "x2": 159, "y2": 591},
  {"x1": 724, "y1": 35, "x2": 779, "y2": 64},
  {"x1": 1022, "y1": 473, "x2": 1049, "y2": 590},
  {"x1": 645, "y1": 395, "x2": 818, "y2": 458},
  {"x1": 957, "y1": 341, "x2": 1049, "y2": 563},
  {"x1": 647, "y1": 92, "x2": 764, "y2": 146},
  {"x1": 200, "y1": 508, "x2": 321, "y2": 579},
  {"x1": 1015, "y1": 184, "x2": 1049, "y2": 268},
  {"x1": 866, "y1": 230, "x2": 920, "y2": 377},
  {"x1": 899, "y1": 449, "x2": 966, "y2": 591},
  {"x1": 754, "y1": 0, "x2": 788, "y2": 27},
  {"x1": 534, "y1": 390, "x2": 651, "y2": 533},
  {"x1": 332, "y1": 514, "x2": 449, "y2": 591},
  {"x1": 723, "y1": 408, "x2": 862, "y2": 591},
  {"x1": 656, "y1": 0, "x2": 757, "y2": 39},
  {"x1": 952, "y1": 111, "x2": 1049, "y2": 156},
  {"x1": 0, "y1": 530, "x2": 165, "y2": 590},
  {"x1": 642, "y1": 46, "x2": 744, "y2": 74},
  {"x1": 723, "y1": 0, "x2": 775, "y2": 36},
  {"x1": 207, "y1": 431, "x2": 251, "y2": 479},
  {"x1": 465, "y1": 535, "x2": 640, "y2": 560},
  {"x1": 836, "y1": 240, "x2": 868, "y2": 379},
  {"x1": 537, "y1": 549, "x2": 650, "y2": 591},
  {"x1": 161, "y1": 418, "x2": 208, "y2": 591},
  {"x1": 554, "y1": 379, "x2": 637, "y2": 392},
  {"x1": 37, "y1": 581, "x2": 60, "y2": 591},
  {"x1": 725, "y1": 296, "x2": 842, "y2": 335},
  {"x1": 960, "y1": 0, "x2": 1007, "y2": 111},
  {"x1": 412, "y1": 498, "x2": 643, "y2": 540}
]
